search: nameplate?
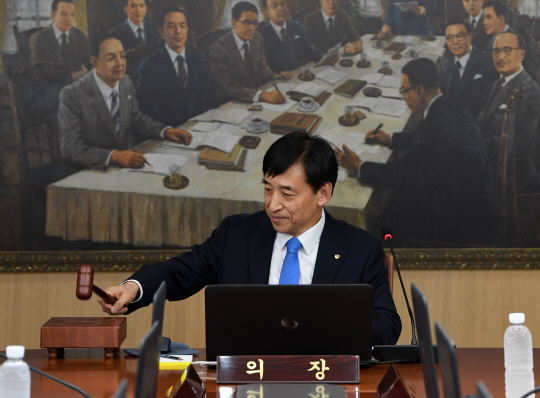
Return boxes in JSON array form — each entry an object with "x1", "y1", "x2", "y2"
[{"x1": 216, "y1": 355, "x2": 359, "y2": 383}]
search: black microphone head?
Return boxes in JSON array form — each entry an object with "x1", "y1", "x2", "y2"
[{"x1": 381, "y1": 227, "x2": 393, "y2": 241}]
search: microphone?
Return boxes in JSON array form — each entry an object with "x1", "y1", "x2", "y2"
[{"x1": 381, "y1": 227, "x2": 418, "y2": 345}]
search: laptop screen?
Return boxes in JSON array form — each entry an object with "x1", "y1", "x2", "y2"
[
  {"x1": 205, "y1": 284, "x2": 374, "y2": 361},
  {"x1": 436, "y1": 321, "x2": 462, "y2": 398},
  {"x1": 134, "y1": 321, "x2": 161, "y2": 398}
]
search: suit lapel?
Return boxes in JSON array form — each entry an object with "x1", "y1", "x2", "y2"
[
  {"x1": 227, "y1": 32, "x2": 250, "y2": 76},
  {"x1": 118, "y1": 77, "x2": 130, "y2": 143},
  {"x1": 249, "y1": 214, "x2": 276, "y2": 283},
  {"x1": 459, "y1": 48, "x2": 480, "y2": 92},
  {"x1": 312, "y1": 211, "x2": 348, "y2": 284},
  {"x1": 87, "y1": 73, "x2": 118, "y2": 141},
  {"x1": 484, "y1": 71, "x2": 525, "y2": 121}
]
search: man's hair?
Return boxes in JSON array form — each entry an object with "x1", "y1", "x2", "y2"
[
  {"x1": 495, "y1": 31, "x2": 526, "y2": 49},
  {"x1": 402, "y1": 58, "x2": 440, "y2": 91},
  {"x1": 157, "y1": 5, "x2": 189, "y2": 28},
  {"x1": 232, "y1": 1, "x2": 258, "y2": 20},
  {"x1": 482, "y1": 0, "x2": 509, "y2": 19},
  {"x1": 263, "y1": 131, "x2": 338, "y2": 195},
  {"x1": 446, "y1": 20, "x2": 472, "y2": 34},
  {"x1": 90, "y1": 35, "x2": 120, "y2": 58},
  {"x1": 122, "y1": 0, "x2": 145, "y2": 6},
  {"x1": 52, "y1": 0, "x2": 74, "y2": 12}
]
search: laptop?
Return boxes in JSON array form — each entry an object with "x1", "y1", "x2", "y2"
[
  {"x1": 435, "y1": 321, "x2": 463, "y2": 398},
  {"x1": 134, "y1": 321, "x2": 161, "y2": 398},
  {"x1": 152, "y1": 281, "x2": 171, "y2": 353},
  {"x1": 411, "y1": 283, "x2": 440, "y2": 398},
  {"x1": 205, "y1": 284, "x2": 374, "y2": 361}
]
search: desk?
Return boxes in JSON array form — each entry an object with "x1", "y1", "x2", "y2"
[
  {"x1": 5, "y1": 348, "x2": 539, "y2": 398},
  {"x1": 45, "y1": 35, "x2": 445, "y2": 247}
]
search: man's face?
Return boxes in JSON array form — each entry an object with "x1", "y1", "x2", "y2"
[
  {"x1": 160, "y1": 12, "x2": 188, "y2": 52},
  {"x1": 91, "y1": 38, "x2": 126, "y2": 87},
  {"x1": 264, "y1": 163, "x2": 331, "y2": 237},
  {"x1": 483, "y1": 6, "x2": 505, "y2": 35},
  {"x1": 124, "y1": 0, "x2": 147, "y2": 26},
  {"x1": 462, "y1": 0, "x2": 483, "y2": 17},
  {"x1": 400, "y1": 74, "x2": 424, "y2": 114},
  {"x1": 445, "y1": 24, "x2": 472, "y2": 58},
  {"x1": 492, "y1": 33, "x2": 524, "y2": 77},
  {"x1": 320, "y1": 0, "x2": 340, "y2": 17},
  {"x1": 51, "y1": 1, "x2": 75, "y2": 32},
  {"x1": 265, "y1": 0, "x2": 289, "y2": 26},
  {"x1": 232, "y1": 11, "x2": 258, "y2": 41}
]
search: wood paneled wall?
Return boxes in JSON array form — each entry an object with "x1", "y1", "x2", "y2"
[{"x1": 2, "y1": 269, "x2": 540, "y2": 350}]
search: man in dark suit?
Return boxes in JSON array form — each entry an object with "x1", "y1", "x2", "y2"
[
  {"x1": 337, "y1": 58, "x2": 493, "y2": 246},
  {"x1": 441, "y1": 21, "x2": 496, "y2": 118},
  {"x1": 108, "y1": 0, "x2": 161, "y2": 79},
  {"x1": 462, "y1": 0, "x2": 490, "y2": 50},
  {"x1": 210, "y1": 1, "x2": 291, "y2": 103},
  {"x1": 29, "y1": 0, "x2": 91, "y2": 81},
  {"x1": 478, "y1": 32, "x2": 540, "y2": 193},
  {"x1": 483, "y1": 1, "x2": 516, "y2": 51},
  {"x1": 98, "y1": 132, "x2": 402, "y2": 346},
  {"x1": 258, "y1": 0, "x2": 324, "y2": 74},
  {"x1": 377, "y1": 0, "x2": 435, "y2": 38},
  {"x1": 58, "y1": 36, "x2": 192, "y2": 171},
  {"x1": 304, "y1": 0, "x2": 363, "y2": 55},
  {"x1": 136, "y1": 7, "x2": 219, "y2": 127}
]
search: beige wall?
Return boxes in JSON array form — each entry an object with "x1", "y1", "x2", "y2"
[{"x1": 2, "y1": 269, "x2": 540, "y2": 350}]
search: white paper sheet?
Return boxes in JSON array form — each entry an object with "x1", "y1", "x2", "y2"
[
  {"x1": 315, "y1": 68, "x2": 348, "y2": 85},
  {"x1": 129, "y1": 154, "x2": 188, "y2": 175}
]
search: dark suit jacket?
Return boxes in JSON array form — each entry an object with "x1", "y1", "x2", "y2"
[
  {"x1": 136, "y1": 46, "x2": 220, "y2": 127},
  {"x1": 478, "y1": 69, "x2": 540, "y2": 193},
  {"x1": 258, "y1": 19, "x2": 324, "y2": 73},
  {"x1": 29, "y1": 24, "x2": 91, "y2": 72},
  {"x1": 464, "y1": 14, "x2": 490, "y2": 50},
  {"x1": 126, "y1": 209, "x2": 402, "y2": 345},
  {"x1": 108, "y1": 20, "x2": 161, "y2": 51},
  {"x1": 382, "y1": 0, "x2": 435, "y2": 35},
  {"x1": 58, "y1": 71, "x2": 165, "y2": 170},
  {"x1": 210, "y1": 30, "x2": 276, "y2": 103},
  {"x1": 441, "y1": 46, "x2": 496, "y2": 118},
  {"x1": 361, "y1": 95, "x2": 493, "y2": 244},
  {"x1": 303, "y1": 9, "x2": 360, "y2": 54}
]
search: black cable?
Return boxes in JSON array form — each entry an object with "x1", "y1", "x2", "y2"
[
  {"x1": 521, "y1": 386, "x2": 540, "y2": 398},
  {"x1": 0, "y1": 351, "x2": 91, "y2": 398}
]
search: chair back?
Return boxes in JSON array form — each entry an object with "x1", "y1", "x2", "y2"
[{"x1": 13, "y1": 26, "x2": 45, "y2": 72}]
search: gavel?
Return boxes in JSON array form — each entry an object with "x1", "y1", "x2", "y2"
[{"x1": 76, "y1": 265, "x2": 117, "y2": 305}]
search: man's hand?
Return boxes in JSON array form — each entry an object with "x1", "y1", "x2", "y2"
[
  {"x1": 110, "y1": 150, "x2": 147, "y2": 168},
  {"x1": 344, "y1": 40, "x2": 363, "y2": 55},
  {"x1": 411, "y1": 6, "x2": 425, "y2": 15},
  {"x1": 365, "y1": 128, "x2": 391, "y2": 146},
  {"x1": 336, "y1": 145, "x2": 362, "y2": 172},
  {"x1": 260, "y1": 90, "x2": 286, "y2": 104},
  {"x1": 71, "y1": 64, "x2": 88, "y2": 81},
  {"x1": 275, "y1": 71, "x2": 293, "y2": 80},
  {"x1": 328, "y1": 55, "x2": 340, "y2": 65},
  {"x1": 377, "y1": 25, "x2": 392, "y2": 39},
  {"x1": 164, "y1": 128, "x2": 192, "y2": 145},
  {"x1": 97, "y1": 282, "x2": 140, "y2": 315}
]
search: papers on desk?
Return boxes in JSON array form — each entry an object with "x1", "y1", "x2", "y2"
[
  {"x1": 159, "y1": 355, "x2": 192, "y2": 370},
  {"x1": 129, "y1": 153, "x2": 188, "y2": 175},
  {"x1": 190, "y1": 108, "x2": 252, "y2": 125},
  {"x1": 347, "y1": 96, "x2": 408, "y2": 117},
  {"x1": 315, "y1": 67, "x2": 348, "y2": 85},
  {"x1": 288, "y1": 82, "x2": 328, "y2": 97},
  {"x1": 421, "y1": 46, "x2": 445, "y2": 57},
  {"x1": 393, "y1": 1, "x2": 418, "y2": 12},
  {"x1": 275, "y1": 83, "x2": 299, "y2": 94},
  {"x1": 337, "y1": 167, "x2": 348, "y2": 182},
  {"x1": 314, "y1": 44, "x2": 340, "y2": 67},
  {"x1": 252, "y1": 98, "x2": 296, "y2": 112},
  {"x1": 394, "y1": 35, "x2": 418, "y2": 44},
  {"x1": 160, "y1": 131, "x2": 239, "y2": 153},
  {"x1": 191, "y1": 121, "x2": 222, "y2": 132},
  {"x1": 320, "y1": 127, "x2": 381, "y2": 156},
  {"x1": 362, "y1": 73, "x2": 401, "y2": 89}
]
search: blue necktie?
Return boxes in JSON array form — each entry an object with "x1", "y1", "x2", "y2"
[
  {"x1": 279, "y1": 237, "x2": 302, "y2": 284},
  {"x1": 111, "y1": 90, "x2": 120, "y2": 132}
]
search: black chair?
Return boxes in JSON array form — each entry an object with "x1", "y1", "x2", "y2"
[{"x1": 12, "y1": 26, "x2": 45, "y2": 72}]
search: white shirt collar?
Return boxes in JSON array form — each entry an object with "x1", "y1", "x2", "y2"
[
  {"x1": 501, "y1": 66, "x2": 523, "y2": 86},
  {"x1": 166, "y1": 44, "x2": 186, "y2": 62},
  {"x1": 454, "y1": 48, "x2": 471, "y2": 65},
  {"x1": 470, "y1": 9, "x2": 483, "y2": 24},
  {"x1": 232, "y1": 30, "x2": 249, "y2": 53},
  {"x1": 274, "y1": 210, "x2": 326, "y2": 257},
  {"x1": 423, "y1": 92, "x2": 443, "y2": 119},
  {"x1": 270, "y1": 20, "x2": 287, "y2": 39},
  {"x1": 502, "y1": 24, "x2": 509, "y2": 33},
  {"x1": 127, "y1": 18, "x2": 143, "y2": 34},
  {"x1": 93, "y1": 68, "x2": 120, "y2": 101},
  {"x1": 321, "y1": 8, "x2": 335, "y2": 23},
  {"x1": 52, "y1": 24, "x2": 69, "y2": 40}
]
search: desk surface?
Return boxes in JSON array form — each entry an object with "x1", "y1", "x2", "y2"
[
  {"x1": 45, "y1": 35, "x2": 444, "y2": 248},
  {"x1": 4, "y1": 348, "x2": 537, "y2": 398}
]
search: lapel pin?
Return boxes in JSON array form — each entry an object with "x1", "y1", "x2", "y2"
[{"x1": 335, "y1": 254, "x2": 340, "y2": 259}]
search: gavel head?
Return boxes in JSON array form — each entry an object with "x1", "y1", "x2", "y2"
[{"x1": 76, "y1": 264, "x2": 94, "y2": 300}]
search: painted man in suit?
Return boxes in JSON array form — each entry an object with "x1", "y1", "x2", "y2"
[
  {"x1": 136, "y1": 7, "x2": 219, "y2": 127},
  {"x1": 30, "y1": 0, "x2": 91, "y2": 80},
  {"x1": 337, "y1": 58, "x2": 493, "y2": 246},
  {"x1": 441, "y1": 21, "x2": 496, "y2": 118},
  {"x1": 304, "y1": 0, "x2": 363, "y2": 55},
  {"x1": 98, "y1": 131, "x2": 402, "y2": 346},
  {"x1": 478, "y1": 32, "x2": 540, "y2": 193},
  {"x1": 483, "y1": 1, "x2": 516, "y2": 51},
  {"x1": 377, "y1": 0, "x2": 435, "y2": 38},
  {"x1": 463, "y1": 0, "x2": 490, "y2": 50},
  {"x1": 58, "y1": 36, "x2": 192, "y2": 171},
  {"x1": 210, "y1": 1, "x2": 291, "y2": 104},
  {"x1": 258, "y1": 0, "x2": 325, "y2": 74},
  {"x1": 108, "y1": 0, "x2": 162, "y2": 80}
]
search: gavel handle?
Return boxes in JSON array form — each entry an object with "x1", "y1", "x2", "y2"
[{"x1": 93, "y1": 285, "x2": 117, "y2": 305}]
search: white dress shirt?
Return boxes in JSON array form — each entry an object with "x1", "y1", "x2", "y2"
[
  {"x1": 454, "y1": 49, "x2": 471, "y2": 77},
  {"x1": 270, "y1": 20, "x2": 287, "y2": 41},
  {"x1": 469, "y1": 10, "x2": 483, "y2": 27},
  {"x1": 127, "y1": 18, "x2": 145, "y2": 42},
  {"x1": 52, "y1": 24, "x2": 70, "y2": 43},
  {"x1": 501, "y1": 66, "x2": 523, "y2": 87}
]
